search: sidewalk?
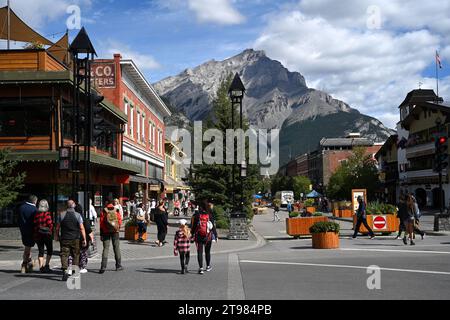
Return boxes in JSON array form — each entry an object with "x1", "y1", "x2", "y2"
[{"x1": 0, "y1": 215, "x2": 265, "y2": 268}]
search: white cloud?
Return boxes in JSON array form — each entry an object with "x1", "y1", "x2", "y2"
[
  {"x1": 105, "y1": 40, "x2": 161, "y2": 71},
  {"x1": 187, "y1": 0, "x2": 245, "y2": 25},
  {"x1": 253, "y1": 2, "x2": 450, "y2": 129},
  {"x1": 1, "y1": 0, "x2": 92, "y2": 29}
]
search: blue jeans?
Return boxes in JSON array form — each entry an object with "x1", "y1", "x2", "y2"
[{"x1": 137, "y1": 222, "x2": 147, "y2": 238}]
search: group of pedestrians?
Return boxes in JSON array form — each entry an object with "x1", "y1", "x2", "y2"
[
  {"x1": 17, "y1": 194, "x2": 218, "y2": 280},
  {"x1": 396, "y1": 194, "x2": 425, "y2": 246}
]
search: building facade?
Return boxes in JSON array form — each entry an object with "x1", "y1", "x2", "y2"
[
  {"x1": 93, "y1": 54, "x2": 171, "y2": 204},
  {"x1": 375, "y1": 135, "x2": 399, "y2": 204}
]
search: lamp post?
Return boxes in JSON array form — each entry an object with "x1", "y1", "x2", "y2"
[
  {"x1": 228, "y1": 73, "x2": 248, "y2": 240},
  {"x1": 69, "y1": 27, "x2": 97, "y2": 219}
]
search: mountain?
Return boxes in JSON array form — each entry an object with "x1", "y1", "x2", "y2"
[{"x1": 154, "y1": 49, "x2": 395, "y2": 165}]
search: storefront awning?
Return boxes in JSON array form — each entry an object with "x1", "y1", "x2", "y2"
[{"x1": 129, "y1": 175, "x2": 164, "y2": 186}]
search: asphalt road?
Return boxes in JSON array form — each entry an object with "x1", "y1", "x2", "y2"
[{"x1": 0, "y1": 209, "x2": 449, "y2": 300}]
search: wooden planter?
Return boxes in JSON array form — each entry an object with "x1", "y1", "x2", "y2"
[
  {"x1": 352, "y1": 215, "x2": 399, "y2": 234},
  {"x1": 306, "y1": 207, "x2": 316, "y2": 214},
  {"x1": 339, "y1": 209, "x2": 353, "y2": 218},
  {"x1": 332, "y1": 209, "x2": 339, "y2": 217},
  {"x1": 125, "y1": 225, "x2": 148, "y2": 241},
  {"x1": 286, "y1": 216, "x2": 328, "y2": 237},
  {"x1": 312, "y1": 232, "x2": 340, "y2": 249}
]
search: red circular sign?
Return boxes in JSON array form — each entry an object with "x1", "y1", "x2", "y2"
[{"x1": 373, "y1": 216, "x2": 386, "y2": 229}]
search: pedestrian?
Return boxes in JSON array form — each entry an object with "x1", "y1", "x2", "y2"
[
  {"x1": 89, "y1": 199, "x2": 97, "y2": 227},
  {"x1": 174, "y1": 199, "x2": 181, "y2": 216},
  {"x1": 411, "y1": 195, "x2": 425, "y2": 240},
  {"x1": 33, "y1": 199, "x2": 53, "y2": 273},
  {"x1": 154, "y1": 200, "x2": 168, "y2": 247},
  {"x1": 183, "y1": 200, "x2": 189, "y2": 216},
  {"x1": 287, "y1": 200, "x2": 293, "y2": 215},
  {"x1": 272, "y1": 199, "x2": 281, "y2": 222},
  {"x1": 68, "y1": 203, "x2": 95, "y2": 274},
  {"x1": 18, "y1": 195, "x2": 38, "y2": 273},
  {"x1": 55, "y1": 200, "x2": 87, "y2": 281},
  {"x1": 352, "y1": 196, "x2": 375, "y2": 239},
  {"x1": 114, "y1": 198, "x2": 124, "y2": 220},
  {"x1": 136, "y1": 203, "x2": 149, "y2": 243},
  {"x1": 99, "y1": 202, "x2": 123, "y2": 273},
  {"x1": 191, "y1": 199, "x2": 218, "y2": 275},
  {"x1": 174, "y1": 219, "x2": 192, "y2": 274},
  {"x1": 396, "y1": 195, "x2": 409, "y2": 240}
]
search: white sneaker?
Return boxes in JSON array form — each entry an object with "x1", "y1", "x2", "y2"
[
  {"x1": 79, "y1": 269, "x2": 88, "y2": 274},
  {"x1": 206, "y1": 266, "x2": 212, "y2": 272},
  {"x1": 67, "y1": 269, "x2": 73, "y2": 276}
]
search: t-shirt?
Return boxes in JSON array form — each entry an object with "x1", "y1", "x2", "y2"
[{"x1": 58, "y1": 209, "x2": 83, "y2": 240}]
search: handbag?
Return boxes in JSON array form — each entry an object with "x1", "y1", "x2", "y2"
[{"x1": 38, "y1": 226, "x2": 51, "y2": 236}]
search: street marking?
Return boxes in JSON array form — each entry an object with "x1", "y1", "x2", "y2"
[
  {"x1": 227, "y1": 254, "x2": 245, "y2": 300},
  {"x1": 0, "y1": 277, "x2": 35, "y2": 293},
  {"x1": 340, "y1": 248, "x2": 450, "y2": 255},
  {"x1": 240, "y1": 260, "x2": 450, "y2": 276}
]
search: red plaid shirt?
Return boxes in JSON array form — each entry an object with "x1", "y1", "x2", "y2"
[
  {"x1": 174, "y1": 230, "x2": 191, "y2": 253},
  {"x1": 33, "y1": 211, "x2": 53, "y2": 240}
]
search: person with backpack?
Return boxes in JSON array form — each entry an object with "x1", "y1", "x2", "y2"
[
  {"x1": 190, "y1": 199, "x2": 218, "y2": 275},
  {"x1": 99, "y1": 202, "x2": 123, "y2": 273},
  {"x1": 55, "y1": 200, "x2": 87, "y2": 281},
  {"x1": 174, "y1": 219, "x2": 192, "y2": 274},
  {"x1": 33, "y1": 199, "x2": 53, "y2": 273}
]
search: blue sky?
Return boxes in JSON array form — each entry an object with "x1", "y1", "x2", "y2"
[{"x1": 1, "y1": 0, "x2": 450, "y2": 129}]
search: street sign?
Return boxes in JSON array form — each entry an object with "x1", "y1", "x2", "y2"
[{"x1": 373, "y1": 216, "x2": 387, "y2": 230}]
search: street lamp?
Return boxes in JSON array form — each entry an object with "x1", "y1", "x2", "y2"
[
  {"x1": 228, "y1": 73, "x2": 248, "y2": 240},
  {"x1": 69, "y1": 27, "x2": 97, "y2": 221},
  {"x1": 434, "y1": 117, "x2": 444, "y2": 231}
]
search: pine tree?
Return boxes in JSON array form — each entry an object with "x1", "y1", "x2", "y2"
[
  {"x1": 188, "y1": 75, "x2": 260, "y2": 223},
  {"x1": 0, "y1": 149, "x2": 26, "y2": 208}
]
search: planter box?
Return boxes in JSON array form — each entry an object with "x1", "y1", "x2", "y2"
[
  {"x1": 339, "y1": 209, "x2": 353, "y2": 218},
  {"x1": 352, "y1": 215, "x2": 399, "y2": 234},
  {"x1": 332, "y1": 209, "x2": 339, "y2": 217},
  {"x1": 286, "y1": 216, "x2": 328, "y2": 237},
  {"x1": 125, "y1": 225, "x2": 148, "y2": 241},
  {"x1": 312, "y1": 232, "x2": 340, "y2": 249},
  {"x1": 306, "y1": 207, "x2": 316, "y2": 214}
]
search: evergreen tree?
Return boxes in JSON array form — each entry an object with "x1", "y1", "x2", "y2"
[
  {"x1": 0, "y1": 149, "x2": 26, "y2": 208},
  {"x1": 188, "y1": 75, "x2": 260, "y2": 223}
]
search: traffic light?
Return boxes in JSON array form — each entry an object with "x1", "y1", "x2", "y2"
[
  {"x1": 434, "y1": 134, "x2": 449, "y2": 172},
  {"x1": 91, "y1": 91, "x2": 105, "y2": 145}
]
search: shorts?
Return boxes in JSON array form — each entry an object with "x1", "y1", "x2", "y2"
[{"x1": 22, "y1": 236, "x2": 35, "y2": 248}]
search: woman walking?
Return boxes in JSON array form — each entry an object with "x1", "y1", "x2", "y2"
[
  {"x1": 396, "y1": 195, "x2": 409, "y2": 240},
  {"x1": 174, "y1": 219, "x2": 192, "y2": 274},
  {"x1": 272, "y1": 199, "x2": 281, "y2": 222},
  {"x1": 405, "y1": 195, "x2": 417, "y2": 246},
  {"x1": 154, "y1": 200, "x2": 168, "y2": 247},
  {"x1": 33, "y1": 200, "x2": 53, "y2": 273}
]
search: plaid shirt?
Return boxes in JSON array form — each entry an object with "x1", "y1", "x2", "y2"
[
  {"x1": 33, "y1": 211, "x2": 53, "y2": 240},
  {"x1": 174, "y1": 230, "x2": 191, "y2": 253}
]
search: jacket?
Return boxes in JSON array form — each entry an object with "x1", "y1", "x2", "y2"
[
  {"x1": 100, "y1": 207, "x2": 122, "y2": 236},
  {"x1": 356, "y1": 202, "x2": 367, "y2": 219},
  {"x1": 18, "y1": 202, "x2": 37, "y2": 236},
  {"x1": 174, "y1": 229, "x2": 191, "y2": 253}
]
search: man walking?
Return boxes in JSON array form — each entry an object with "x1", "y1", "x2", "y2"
[
  {"x1": 353, "y1": 196, "x2": 375, "y2": 239},
  {"x1": 55, "y1": 200, "x2": 87, "y2": 281},
  {"x1": 99, "y1": 203, "x2": 123, "y2": 273},
  {"x1": 18, "y1": 195, "x2": 38, "y2": 273}
]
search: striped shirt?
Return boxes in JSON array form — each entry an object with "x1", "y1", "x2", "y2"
[{"x1": 174, "y1": 230, "x2": 191, "y2": 253}]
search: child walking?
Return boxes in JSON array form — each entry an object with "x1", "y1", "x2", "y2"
[{"x1": 174, "y1": 219, "x2": 192, "y2": 274}]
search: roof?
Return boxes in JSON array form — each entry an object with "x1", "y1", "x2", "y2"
[
  {"x1": 398, "y1": 89, "x2": 438, "y2": 108},
  {"x1": 320, "y1": 137, "x2": 374, "y2": 148},
  {"x1": 120, "y1": 60, "x2": 171, "y2": 118},
  {"x1": 6, "y1": 151, "x2": 141, "y2": 174},
  {"x1": 69, "y1": 27, "x2": 97, "y2": 56}
]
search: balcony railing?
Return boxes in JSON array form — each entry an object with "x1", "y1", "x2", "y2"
[{"x1": 406, "y1": 142, "x2": 434, "y2": 159}]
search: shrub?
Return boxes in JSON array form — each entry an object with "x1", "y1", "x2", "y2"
[
  {"x1": 312, "y1": 212, "x2": 324, "y2": 217},
  {"x1": 125, "y1": 219, "x2": 137, "y2": 228},
  {"x1": 289, "y1": 211, "x2": 300, "y2": 218},
  {"x1": 304, "y1": 199, "x2": 315, "y2": 207},
  {"x1": 309, "y1": 221, "x2": 340, "y2": 234}
]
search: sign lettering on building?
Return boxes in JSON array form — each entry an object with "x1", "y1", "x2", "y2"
[{"x1": 92, "y1": 62, "x2": 116, "y2": 88}]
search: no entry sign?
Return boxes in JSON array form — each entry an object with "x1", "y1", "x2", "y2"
[{"x1": 373, "y1": 216, "x2": 387, "y2": 230}]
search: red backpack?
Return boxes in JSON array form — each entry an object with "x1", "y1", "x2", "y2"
[{"x1": 197, "y1": 213, "x2": 210, "y2": 238}]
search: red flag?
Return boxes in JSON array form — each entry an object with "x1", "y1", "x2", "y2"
[{"x1": 436, "y1": 50, "x2": 443, "y2": 69}]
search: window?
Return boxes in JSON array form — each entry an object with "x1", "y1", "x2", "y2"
[
  {"x1": 149, "y1": 122, "x2": 153, "y2": 147},
  {"x1": 141, "y1": 114, "x2": 145, "y2": 144},
  {"x1": 129, "y1": 106, "x2": 134, "y2": 138},
  {"x1": 137, "y1": 111, "x2": 141, "y2": 142},
  {"x1": 0, "y1": 98, "x2": 51, "y2": 137},
  {"x1": 124, "y1": 100, "x2": 129, "y2": 135}
]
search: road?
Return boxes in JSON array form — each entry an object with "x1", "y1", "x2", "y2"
[{"x1": 0, "y1": 209, "x2": 449, "y2": 300}]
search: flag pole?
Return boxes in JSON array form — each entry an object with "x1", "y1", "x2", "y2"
[
  {"x1": 436, "y1": 50, "x2": 440, "y2": 101},
  {"x1": 7, "y1": 0, "x2": 11, "y2": 50}
]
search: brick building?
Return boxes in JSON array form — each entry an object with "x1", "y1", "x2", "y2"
[{"x1": 93, "y1": 54, "x2": 171, "y2": 204}]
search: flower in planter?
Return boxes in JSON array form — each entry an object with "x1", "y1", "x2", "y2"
[{"x1": 309, "y1": 221, "x2": 340, "y2": 234}]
